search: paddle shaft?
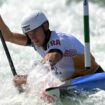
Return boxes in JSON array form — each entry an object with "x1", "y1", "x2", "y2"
[
  {"x1": 0, "y1": 31, "x2": 17, "y2": 75},
  {"x1": 0, "y1": 30, "x2": 24, "y2": 93}
]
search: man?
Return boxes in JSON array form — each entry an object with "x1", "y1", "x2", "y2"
[{"x1": 0, "y1": 11, "x2": 104, "y2": 101}]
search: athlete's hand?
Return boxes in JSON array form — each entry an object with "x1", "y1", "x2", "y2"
[
  {"x1": 13, "y1": 75, "x2": 27, "y2": 86},
  {"x1": 40, "y1": 90, "x2": 55, "y2": 103}
]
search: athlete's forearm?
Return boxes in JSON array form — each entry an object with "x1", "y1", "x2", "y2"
[
  {"x1": 44, "y1": 52, "x2": 62, "y2": 66},
  {"x1": 0, "y1": 16, "x2": 27, "y2": 45},
  {"x1": 0, "y1": 16, "x2": 13, "y2": 41}
]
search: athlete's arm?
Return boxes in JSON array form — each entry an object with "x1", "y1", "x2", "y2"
[
  {"x1": 72, "y1": 54, "x2": 98, "y2": 77},
  {"x1": 44, "y1": 49, "x2": 63, "y2": 66},
  {"x1": 0, "y1": 16, "x2": 28, "y2": 45}
]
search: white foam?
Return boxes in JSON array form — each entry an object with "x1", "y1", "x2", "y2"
[{"x1": 0, "y1": 0, "x2": 105, "y2": 105}]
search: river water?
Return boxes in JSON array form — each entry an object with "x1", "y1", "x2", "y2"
[{"x1": 0, "y1": 0, "x2": 105, "y2": 105}]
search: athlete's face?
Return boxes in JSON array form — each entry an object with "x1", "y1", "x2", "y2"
[{"x1": 27, "y1": 27, "x2": 45, "y2": 46}]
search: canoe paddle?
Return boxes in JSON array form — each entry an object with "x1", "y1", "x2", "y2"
[{"x1": 0, "y1": 30, "x2": 24, "y2": 93}]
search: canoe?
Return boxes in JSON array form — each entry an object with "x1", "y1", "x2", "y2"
[
  {"x1": 70, "y1": 72, "x2": 105, "y2": 90},
  {"x1": 46, "y1": 73, "x2": 105, "y2": 104},
  {"x1": 46, "y1": 72, "x2": 105, "y2": 92}
]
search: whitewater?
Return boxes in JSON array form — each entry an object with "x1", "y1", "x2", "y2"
[{"x1": 0, "y1": 0, "x2": 105, "y2": 105}]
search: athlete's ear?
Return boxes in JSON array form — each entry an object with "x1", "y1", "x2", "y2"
[{"x1": 43, "y1": 21, "x2": 49, "y2": 31}]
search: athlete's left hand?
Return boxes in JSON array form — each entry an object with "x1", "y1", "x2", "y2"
[{"x1": 40, "y1": 90, "x2": 55, "y2": 103}]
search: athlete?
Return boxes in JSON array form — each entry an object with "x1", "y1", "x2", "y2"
[{"x1": 0, "y1": 11, "x2": 104, "y2": 102}]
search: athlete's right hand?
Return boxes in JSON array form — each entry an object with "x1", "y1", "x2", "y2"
[{"x1": 13, "y1": 75, "x2": 27, "y2": 86}]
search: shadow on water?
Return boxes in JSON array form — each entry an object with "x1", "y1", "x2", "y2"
[{"x1": 66, "y1": 0, "x2": 105, "y2": 7}]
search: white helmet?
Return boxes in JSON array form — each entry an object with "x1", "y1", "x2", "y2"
[{"x1": 21, "y1": 11, "x2": 48, "y2": 33}]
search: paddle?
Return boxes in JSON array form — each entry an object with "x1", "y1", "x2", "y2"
[
  {"x1": 46, "y1": 84, "x2": 73, "y2": 93},
  {"x1": 0, "y1": 30, "x2": 24, "y2": 93}
]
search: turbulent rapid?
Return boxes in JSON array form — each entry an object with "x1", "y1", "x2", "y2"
[{"x1": 0, "y1": 0, "x2": 105, "y2": 105}]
